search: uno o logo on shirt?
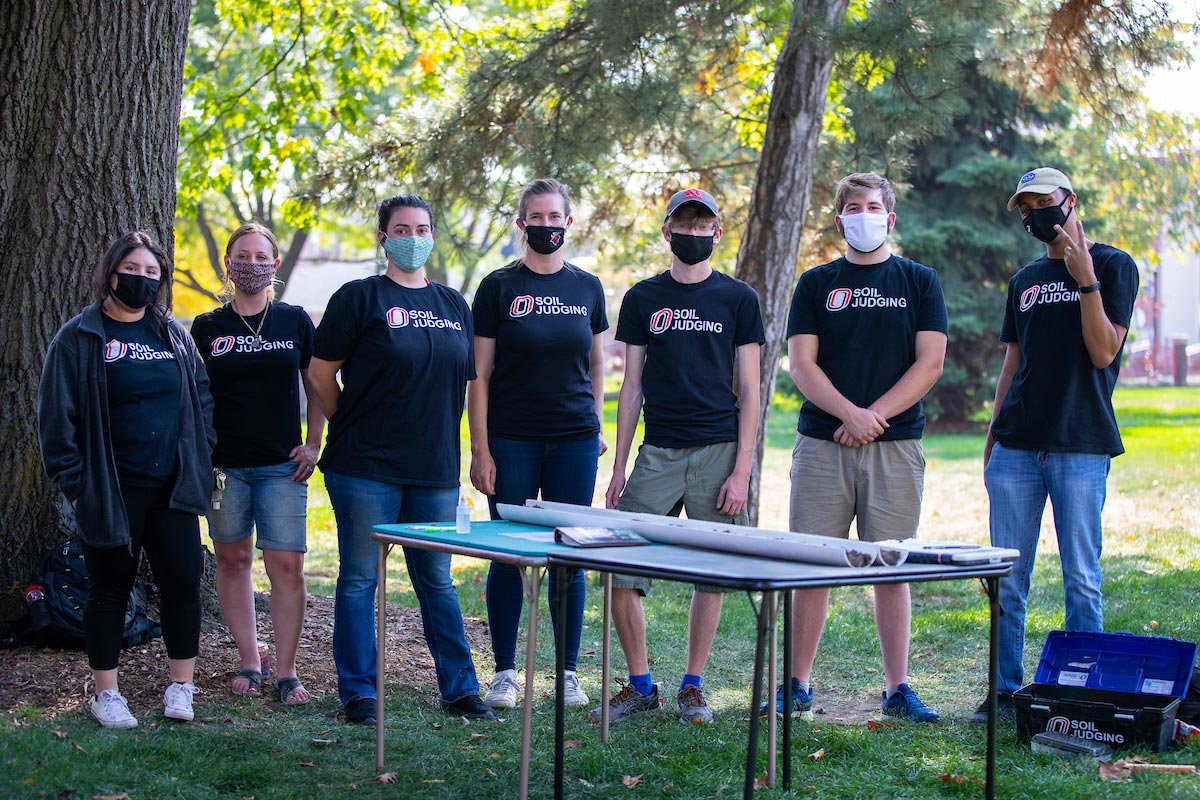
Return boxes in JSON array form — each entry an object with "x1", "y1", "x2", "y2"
[
  {"x1": 649, "y1": 308, "x2": 673, "y2": 334},
  {"x1": 1020, "y1": 286, "x2": 1040, "y2": 312},
  {"x1": 825, "y1": 288, "x2": 852, "y2": 312},
  {"x1": 103, "y1": 339, "x2": 128, "y2": 363},
  {"x1": 386, "y1": 307, "x2": 410, "y2": 328},
  {"x1": 509, "y1": 295, "x2": 534, "y2": 318},
  {"x1": 211, "y1": 336, "x2": 236, "y2": 357}
]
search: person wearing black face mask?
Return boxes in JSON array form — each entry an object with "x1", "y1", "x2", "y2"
[
  {"x1": 468, "y1": 178, "x2": 609, "y2": 711},
  {"x1": 594, "y1": 187, "x2": 765, "y2": 727},
  {"x1": 38, "y1": 231, "x2": 216, "y2": 729},
  {"x1": 970, "y1": 168, "x2": 1140, "y2": 724}
]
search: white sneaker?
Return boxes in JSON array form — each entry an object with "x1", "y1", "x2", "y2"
[
  {"x1": 90, "y1": 689, "x2": 137, "y2": 729},
  {"x1": 483, "y1": 669, "x2": 521, "y2": 709},
  {"x1": 163, "y1": 682, "x2": 197, "y2": 721},
  {"x1": 561, "y1": 671, "x2": 589, "y2": 707}
]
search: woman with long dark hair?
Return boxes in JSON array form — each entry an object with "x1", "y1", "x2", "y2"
[{"x1": 39, "y1": 231, "x2": 216, "y2": 728}]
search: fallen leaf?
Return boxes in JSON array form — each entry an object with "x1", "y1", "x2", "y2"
[
  {"x1": 310, "y1": 738, "x2": 339, "y2": 746},
  {"x1": 564, "y1": 739, "x2": 581, "y2": 748},
  {"x1": 51, "y1": 730, "x2": 67, "y2": 739},
  {"x1": 92, "y1": 795, "x2": 131, "y2": 800},
  {"x1": 296, "y1": 762, "x2": 317, "y2": 768},
  {"x1": 622, "y1": 774, "x2": 643, "y2": 789},
  {"x1": 753, "y1": 771, "x2": 769, "y2": 790},
  {"x1": 1099, "y1": 760, "x2": 1132, "y2": 782},
  {"x1": 431, "y1": 722, "x2": 442, "y2": 729},
  {"x1": 70, "y1": 741, "x2": 87, "y2": 754},
  {"x1": 808, "y1": 748, "x2": 825, "y2": 760},
  {"x1": 422, "y1": 780, "x2": 446, "y2": 784},
  {"x1": 486, "y1": 768, "x2": 498, "y2": 778},
  {"x1": 57, "y1": 789, "x2": 76, "y2": 800},
  {"x1": 470, "y1": 732, "x2": 484, "y2": 739},
  {"x1": 939, "y1": 774, "x2": 968, "y2": 784},
  {"x1": 23, "y1": 779, "x2": 34, "y2": 787}
]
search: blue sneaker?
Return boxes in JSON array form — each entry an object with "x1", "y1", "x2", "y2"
[
  {"x1": 760, "y1": 682, "x2": 814, "y2": 720},
  {"x1": 882, "y1": 683, "x2": 939, "y2": 723}
]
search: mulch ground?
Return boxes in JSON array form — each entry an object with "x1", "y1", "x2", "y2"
[{"x1": 0, "y1": 594, "x2": 491, "y2": 718}]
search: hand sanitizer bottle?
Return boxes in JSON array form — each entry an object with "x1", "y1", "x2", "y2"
[{"x1": 456, "y1": 495, "x2": 471, "y2": 534}]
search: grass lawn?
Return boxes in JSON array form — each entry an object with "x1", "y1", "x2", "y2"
[{"x1": 3, "y1": 387, "x2": 1198, "y2": 799}]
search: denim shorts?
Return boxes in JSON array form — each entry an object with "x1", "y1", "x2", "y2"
[{"x1": 206, "y1": 461, "x2": 308, "y2": 552}]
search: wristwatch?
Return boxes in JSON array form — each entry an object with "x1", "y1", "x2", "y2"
[{"x1": 1078, "y1": 281, "x2": 1101, "y2": 294}]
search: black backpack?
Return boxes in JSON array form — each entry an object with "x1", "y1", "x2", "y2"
[{"x1": 37, "y1": 537, "x2": 160, "y2": 650}]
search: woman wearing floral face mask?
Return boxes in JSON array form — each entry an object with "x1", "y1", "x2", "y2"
[
  {"x1": 190, "y1": 222, "x2": 325, "y2": 706},
  {"x1": 308, "y1": 194, "x2": 493, "y2": 725},
  {"x1": 38, "y1": 231, "x2": 216, "y2": 728}
]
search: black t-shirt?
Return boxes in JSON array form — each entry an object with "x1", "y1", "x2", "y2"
[
  {"x1": 786, "y1": 255, "x2": 948, "y2": 441},
  {"x1": 992, "y1": 243, "x2": 1139, "y2": 456},
  {"x1": 102, "y1": 313, "x2": 181, "y2": 486},
  {"x1": 313, "y1": 275, "x2": 475, "y2": 486},
  {"x1": 473, "y1": 261, "x2": 608, "y2": 441},
  {"x1": 615, "y1": 270, "x2": 765, "y2": 448},
  {"x1": 190, "y1": 301, "x2": 315, "y2": 467}
]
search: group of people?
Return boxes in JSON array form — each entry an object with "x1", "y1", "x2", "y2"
[{"x1": 36, "y1": 166, "x2": 1137, "y2": 733}]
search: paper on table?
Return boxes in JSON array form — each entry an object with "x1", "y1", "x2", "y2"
[{"x1": 498, "y1": 501, "x2": 892, "y2": 568}]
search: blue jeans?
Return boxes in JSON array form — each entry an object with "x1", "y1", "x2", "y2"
[
  {"x1": 485, "y1": 434, "x2": 599, "y2": 673},
  {"x1": 207, "y1": 462, "x2": 308, "y2": 551},
  {"x1": 985, "y1": 444, "x2": 1109, "y2": 694},
  {"x1": 325, "y1": 471, "x2": 480, "y2": 706}
]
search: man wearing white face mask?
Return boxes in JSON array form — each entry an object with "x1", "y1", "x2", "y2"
[{"x1": 768, "y1": 172, "x2": 949, "y2": 722}]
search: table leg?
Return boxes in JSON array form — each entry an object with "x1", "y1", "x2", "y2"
[
  {"x1": 601, "y1": 571, "x2": 612, "y2": 742},
  {"x1": 986, "y1": 575, "x2": 999, "y2": 800},
  {"x1": 783, "y1": 589, "x2": 793, "y2": 790},
  {"x1": 518, "y1": 566, "x2": 543, "y2": 800},
  {"x1": 554, "y1": 567, "x2": 568, "y2": 800},
  {"x1": 743, "y1": 592, "x2": 769, "y2": 800},
  {"x1": 375, "y1": 541, "x2": 389, "y2": 771},
  {"x1": 766, "y1": 591, "x2": 778, "y2": 788}
]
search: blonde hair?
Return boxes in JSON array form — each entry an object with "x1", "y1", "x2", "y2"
[
  {"x1": 833, "y1": 172, "x2": 896, "y2": 213},
  {"x1": 222, "y1": 222, "x2": 280, "y2": 300}
]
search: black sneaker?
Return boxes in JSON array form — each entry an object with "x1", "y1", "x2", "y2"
[
  {"x1": 345, "y1": 697, "x2": 377, "y2": 726},
  {"x1": 444, "y1": 694, "x2": 497, "y2": 720},
  {"x1": 968, "y1": 692, "x2": 1015, "y2": 724}
]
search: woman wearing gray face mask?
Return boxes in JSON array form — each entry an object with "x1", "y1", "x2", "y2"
[
  {"x1": 190, "y1": 222, "x2": 326, "y2": 706},
  {"x1": 38, "y1": 230, "x2": 217, "y2": 729}
]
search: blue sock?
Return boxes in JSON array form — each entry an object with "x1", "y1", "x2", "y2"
[
  {"x1": 630, "y1": 673, "x2": 653, "y2": 696},
  {"x1": 679, "y1": 674, "x2": 702, "y2": 692}
]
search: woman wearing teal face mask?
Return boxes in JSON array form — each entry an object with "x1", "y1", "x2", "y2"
[{"x1": 307, "y1": 195, "x2": 494, "y2": 725}]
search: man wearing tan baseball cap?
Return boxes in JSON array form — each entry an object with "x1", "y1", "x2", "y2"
[{"x1": 971, "y1": 166, "x2": 1140, "y2": 724}]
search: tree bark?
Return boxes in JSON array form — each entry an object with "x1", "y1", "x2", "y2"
[
  {"x1": 734, "y1": 0, "x2": 849, "y2": 525},
  {"x1": 0, "y1": 0, "x2": 193, "y2": 615},
  {"x1": 274, "y1": 228, "x2": 309, "y2": 292}
]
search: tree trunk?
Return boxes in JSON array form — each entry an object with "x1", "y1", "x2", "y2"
[
  {"x1": 0, "y1": 0, "x2": 193, "y2": 616},
  {"x1": 734, "y1": 0, "x2": 849, "y2": 525},
  {"x1": 274, "y1": 228, "x2": 309, "y2": 293}
]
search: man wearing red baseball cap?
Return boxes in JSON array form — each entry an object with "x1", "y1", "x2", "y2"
[{"x1": 592, "y1": 187, "x2": 765, "y2": 726}]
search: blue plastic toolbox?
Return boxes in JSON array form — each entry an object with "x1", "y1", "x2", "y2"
[{"x1": 1014, "y1": 631, "x2": 1197, "y2": 751}]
